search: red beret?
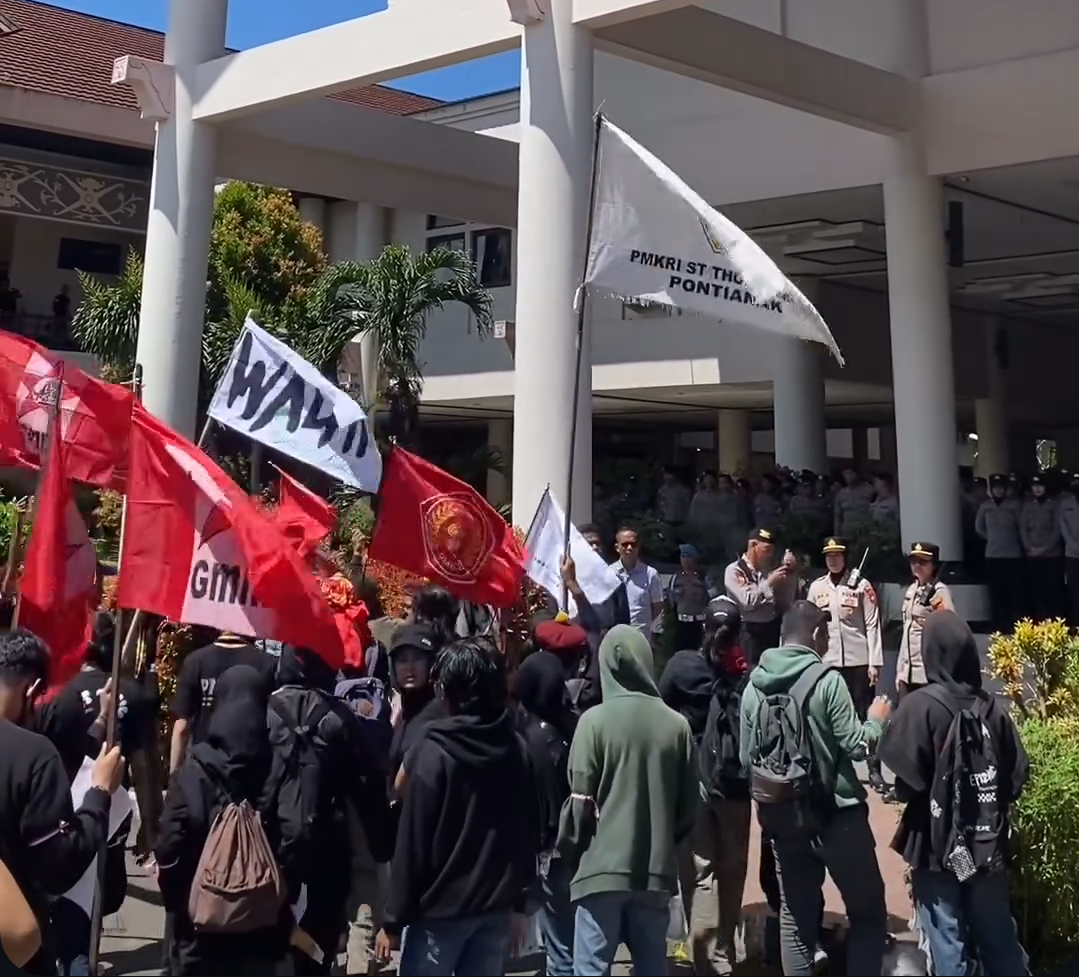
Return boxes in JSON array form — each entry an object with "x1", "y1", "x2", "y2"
[{"x1": 534, "y1": 619, "x2": 589, "y2": 652}]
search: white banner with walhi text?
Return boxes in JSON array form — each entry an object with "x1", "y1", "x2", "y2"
[
  {"x1": 208, "y1": 318, "x2": 383, "y2": 492},
  {"x1": 584, "y1": 116, "x2": 844, "y2": 364}
]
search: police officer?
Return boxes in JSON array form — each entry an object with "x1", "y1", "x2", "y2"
[
  {"x1": 668, "y1": 543, "x2": 710, "y2": 651},
  {"x1": 833, "y1": 467, "x2": 873, "y2": 536},
  {"x1": 975, "y1": 473, "x2": 1024, "y2": 633},
  {"x1": 724, "y1": 527, "x2": 787, "y2": 666},
  {"x1": 896, "y1": 542, "x2": 954, "y2": 699},
  {"x1": 1021, "y1": 473, "x2": 1065, "y2": 621},
  {"x1": 807, "y1": 537, "x2": 886, "y2": 791}
]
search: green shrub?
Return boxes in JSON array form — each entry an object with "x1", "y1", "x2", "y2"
[{"x1": 1011, "y1": 716, "x2": 1079, "y2": 966}]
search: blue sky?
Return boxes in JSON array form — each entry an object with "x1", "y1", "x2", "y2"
[{"x1": 52, "y1": 0, "x2": 520, "y2": 101}]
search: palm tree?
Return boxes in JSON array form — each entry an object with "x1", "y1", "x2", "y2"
[{"x1": 340, "y1": 244, "x2": 494, "y2": 445}]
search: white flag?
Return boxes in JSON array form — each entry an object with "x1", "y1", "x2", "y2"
[
  {"x1": 208, "y1": 318, "x2": 382, "y2": 492},
  {"x1": 524, "y1": 488, "x2": 621, "y2": 617},
  {"x1": 584, "y1": 116, "x2": 843, "y2": 364}
]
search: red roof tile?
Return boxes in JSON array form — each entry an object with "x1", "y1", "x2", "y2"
[{"x1": 0, "y1": 0, "x2": 441, "y2": 116}]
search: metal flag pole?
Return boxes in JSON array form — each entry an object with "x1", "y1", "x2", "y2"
[
  {"x1": 12, "y1": 361, "x2": 66, "y2": 628},
  {"x1": 87, "y1": 363, "x2": 142, "y2": 976},
  {"x1": 561, "y1": 111, "x2": 605, "y2": 612}
]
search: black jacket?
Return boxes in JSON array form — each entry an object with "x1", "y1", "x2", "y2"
[
  {"x1": 658, "y1": 648, "x2": 717, "y2": 743},
  {"x1": 0, "y1": 719, "x2": 109, "y2": 973},
  {"x1": 382, "y1": 709, "x2": 539, "y2": 935}
]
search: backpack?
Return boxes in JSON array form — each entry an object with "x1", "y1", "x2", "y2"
[
  {"x1": 748, "y1": 660, "x2": 833, "y2": 839},
  {"x1": 925, "y1": 686, "x2": 1007, "y2": 880},
  {"x1": 266, "y1": 686, "x2": 337, "y2": 880},
  {"x1": 700, "y1": 677, "x2": 749, "y2": 801},
  {"x1": 187, "y1": 762, "x2": 285, "y2": 934}
]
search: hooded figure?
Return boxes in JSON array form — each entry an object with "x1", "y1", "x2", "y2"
[
  {"x1": 556, "y1": 625, "x2": 698, "y2": 976},
  {"x1": 878, "y1": 610, "x2": 1031, "y2": 976},
  {"x1": 879, "y1": 610, "x2": 1029, "y2": 872},
  {"x1": 156, "y1": 666, "x2": 291, "y2": 977}
]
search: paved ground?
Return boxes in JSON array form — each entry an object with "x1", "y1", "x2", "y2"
[{"x1": 99, "y1": 783, "x2": 911, "y2": 977}]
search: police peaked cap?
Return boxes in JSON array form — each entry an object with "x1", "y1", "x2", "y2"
[
  {"x1": 749, "y1": 527, "x2": 777, "y2": 544},
  {"x1": 989, "y1": 473, "x2": 1007, "y2": 486},
  {"x1": 821, "y1": 537, "x2": 849, "y2": 555},
  {"x1": 908, "y1": 541, "x2": 941, "y2": 562}
]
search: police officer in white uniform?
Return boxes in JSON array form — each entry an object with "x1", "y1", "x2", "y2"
[
  {"x1": 896, "y1": 541, "x2": 955, "y2": 699},
  {"x1": 724, "y1": 527, "x2": 787, "y2": 666},
  {"x1": 807, "y1": 537, "x2": 886, "y2": 791}
]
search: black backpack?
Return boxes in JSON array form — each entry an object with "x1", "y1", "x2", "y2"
[
  {"x1": 748, "y1": 660, "x2": 833, "y2": 839},
  {"x1": 925, "y1": 686, "x2": 1007, "y2": 880},
  {"x1": 266, "y1": 686, "x2": 337, "y2": 880},
  {"x1": 699, "y1": 677, "x2": 749, "y2": 801}
]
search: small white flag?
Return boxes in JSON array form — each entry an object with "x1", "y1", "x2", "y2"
[
  {"x1": 524, "y1": 488, "x2": 621, "y2": 617},
  {"x1": 584, "y1": 116, "x2": 843, "y2": 364},
  {"x1": 208, "y1": 318, "x2": 382, "y2": 492}
]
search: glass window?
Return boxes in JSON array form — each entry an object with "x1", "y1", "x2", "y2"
[
  {"x1": 471, "y1": 227, "x2": 513, "y2": 288},
  {"x1": 426, "y1": 215, "x2": 466, "y2": 230},
  {"x1": 426, "y1": 232, "x2": 466, "y2": 254},
  {"x1": 57, "y1": 238, "x2": 123, "y2": 276}
]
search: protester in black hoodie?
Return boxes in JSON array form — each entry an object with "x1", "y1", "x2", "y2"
[
  {"x1": 376, "y1": 637, "x2": 539, "y2": 974},
  {"x1": 156, "y1": 665, "x2": 293, "y2": 976},
  {"x1": 387, "y1": 622, "x2": 447, "y2": 787},
  {"x1": 879, "y1": 610, "x2": 1029, "y2": 977},
  {"x1": 516, "y1": 650, "x2": 577, "y2": 977},
  {"x1": 0, "y1": 629, "x2": 123, "y2": 976}
]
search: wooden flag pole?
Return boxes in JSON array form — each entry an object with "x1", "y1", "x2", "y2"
[
  {"x1": 12, "y1": 362, "x2": 66, "y2": 628},
  {"x1": 87, "y1": 364, "x2": 142, "y2": 976},
  {"x1": 561, "y1": 111, "x2": 605, "y2": 612}
]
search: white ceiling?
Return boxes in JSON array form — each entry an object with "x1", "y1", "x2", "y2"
[{"x1": 723, "y1": 156, "x2": 1079, "y2": 323}]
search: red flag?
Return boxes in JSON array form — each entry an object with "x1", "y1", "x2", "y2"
[
  {"x1": 117, "y1": 405, "x2": 357, "y2": 670},
  {"x1": 270, "y1": 466, "x2": 336, "y2": 558},
  {"x1": 0, "y1": 330, "x2": 134, "y2": 488},
  {"x1": 18, "y1": 417, "x2": 97, "y2": 686},
  {"x1": 368, "y1": 448, "x2": 526, "y2": 608}
]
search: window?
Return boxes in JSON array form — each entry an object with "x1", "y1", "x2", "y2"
[
  {"x1": 57, "y1": 238, "x2": 122, "y2": 276},
  {"x1": 426, "y1": 215, "x2": 466, "y2": 231},
  {"x1": 427, "y1": 232, "x2": 466, "y2": 254},
  {"x1": 472, "y1": 228, "x2": 513, "y2": 288}
]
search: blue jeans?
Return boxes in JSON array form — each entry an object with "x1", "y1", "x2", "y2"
[
  {"x1": 912, "y1": 869, "x2": 1029, "y2": 976},
  {"x1": 573, "y1": 890, "x2": 670, "y2": 976},
  {"x1": 538, "y1": 860, "x2": 575, "y2": 977},
  {"x1": 52, "y1": 897, "x2": 91, "y2": 976},
  {"x1": 398, "y1": 912, "x2": 512, "y2": 976}
]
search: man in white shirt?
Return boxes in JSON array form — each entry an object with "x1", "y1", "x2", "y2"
[{"x1": 609, "y1": 526, "x2": 664, "y2": 636}]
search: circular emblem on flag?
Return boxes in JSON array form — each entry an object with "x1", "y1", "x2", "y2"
[{"x1": 420, "y1": 492, "x2": 495, "y2": 585}]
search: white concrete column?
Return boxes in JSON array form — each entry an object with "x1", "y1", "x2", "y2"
[
  {"x1": 975, "y1": 322, "x2": 1008, "y2": 477},
  {"x1": 772, "y1": 337, "x2": 827, "y2": 472},
  {"x1": 136, "y1": 0, "x2": 228, "y2": 437},
  {"x1": 717, "y1": 409, "x2": 752, "y2": 476},
  {"x1": 329, "y1": 201, "x2": 390, "y2": 408},
  {"x1": 511, "y1": 0, "x2": 595, "y2": 525},
  {"x1": 297, "y1": 196, "x2": 328, "y2": 239},
  {"x1": 486, "y1": 418, "x2": 513, "y2": 506},
  {"x1": 884, "y1": 145, "x2": 962, "y2": 559}
]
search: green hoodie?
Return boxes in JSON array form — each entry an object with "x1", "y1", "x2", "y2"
[
  {"x1": 739, "y1": 644, "x2": 883, "y2": 810},
  {"x1": 556, "y1": 625, "x2": 698, "y2": 902}
]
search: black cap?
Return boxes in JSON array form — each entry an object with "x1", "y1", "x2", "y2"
[
  {"x1": 705, "y1": 595, "x2": 741, "y2": 633},
  {"x1": 989, "y1": 473, "x2": 1007, "y2": 486},
  {"x1": 822, "y1": 536, "x2": 848, "y2": 555},
  {"x1": 389, "y1": 622, "x2": 441, "y2": 657},
  {"x1": 1031, "y1": 474, "x2": 1045, "y2": 486},
  {"x1": 750, "y1": 527, "x2": 777, "y2": 545},
  {"x1": 908, "y1": 541, "x2": 941, "y2": 562}
]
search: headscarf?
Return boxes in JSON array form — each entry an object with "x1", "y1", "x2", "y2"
[
  {"x1": 922, "y1": 609, "x2": 983, "y2": 697},
  {"x1": 192, "y1": 665, "x2": 272, "y2": 802},
  {"x1": 516, "y1": 650, "x2": 572, "y2": 726}
]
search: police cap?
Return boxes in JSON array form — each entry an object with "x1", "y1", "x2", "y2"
[
  {"x1": 749, "y1": 527, "x2": 777, "y2": 545},
  {"x1": 908, "y1": 541, "x2": 941, "y2": 562},
  {"x1": 989, "y1": 473, "x2": 1007, "y2": 487},
  {"x1": 822, "y1": 537, "x2": 848, "y2": 555}
]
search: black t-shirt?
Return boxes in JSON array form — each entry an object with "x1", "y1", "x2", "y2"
[
  {"x1": 171, "y1": 642, "x2": 277, "y2": 745},
  {"x1": 35, "y1": 668, "x2": 157, "y2": 782}
]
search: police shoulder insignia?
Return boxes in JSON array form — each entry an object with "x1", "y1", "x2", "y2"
[
  {"x1": 930, "y1": 594, "x2": 944, "y2": 610},
  {"x1": 864, "y1": 584, "x2": 877, "y2": 604},
  {"x1": 734, "y1": 568, "x2": 747, "y2": 585}
]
